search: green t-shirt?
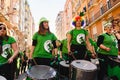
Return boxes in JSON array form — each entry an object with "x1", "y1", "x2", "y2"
[
  {"x1": 89, "y1": 38, "x2": 98, "y2": 52},
  {"x1": 32, "y1": 32, "x2": 57, "y2": 58},
  {"x1": 0, "y1": 36, "x2": 16, "y2": 63},
  {"x1": 70, "y1": 28, "x2": 88, "y2": 45},
  {"x1": 61, "y1": 39, "x2": 68, "y2": 54},
  {"x1": 98, "y1": 33, "x2": 118, "y2": 56}
]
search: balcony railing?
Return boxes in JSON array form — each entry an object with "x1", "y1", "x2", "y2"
[{"x1": 87, "y1": 0, "x2": 120, "y2": 25}]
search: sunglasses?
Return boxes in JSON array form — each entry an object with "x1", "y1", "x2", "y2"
[{"x1": 0, "y1": 27, "x2": 6, "y2": 30}]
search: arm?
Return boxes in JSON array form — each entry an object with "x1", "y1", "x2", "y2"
[
  {"x1": 67, "y1": 33, "x2": 72, "y2": 54},
  {"x1": 86, "y1": 35, "x2": 96, "y2": 58},
  {"x1": 8, "y1": 42, "x2": 19, "y2": 63},
  {"x1": 52, "y1": 40, "x2": 57, "y2": 56},
  {"x1": 29, "y1": 46, "x2": 35, "y2": 59},
  {"x1": 115, "y1": 32, "x2": 120, "y2": 39},
  {"x1": 52, "y1": 40, "x2": 62, "y2": 58},
  {"x1": 29, "y1": 40, "x2": 36, "y2": 59},
  {"x1": 59, "y1": 43, "x2": 63, "y2": 58},
  {"x1": 97, "y1": 35, "x2": 110, "y2": 51}
]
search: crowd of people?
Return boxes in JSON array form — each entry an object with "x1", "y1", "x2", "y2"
[{"x1": 0, "y1": 15, "x2": 120, "y2": 80}]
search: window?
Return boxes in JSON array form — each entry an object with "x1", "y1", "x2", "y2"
[
  {"x1": 92, "y1": 12, "x2": 94, "y2": 21},
  {"x1": 107, "y1": 0, "x2": 111, "y2": 9},
  {"x1": 100, "y1": 3, "x2": 104, "y2": 15},
  {"x1": 1, "y1": 0, "x2": 4, "y2": 9}
]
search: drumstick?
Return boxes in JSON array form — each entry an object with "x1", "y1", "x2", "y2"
[
  {"x1": 61, "y1": 58, "x2": 66, "y2": 61},
  {"x1": 32, "y1": 58, "x2": 38, "y2": 65},
  {"x1": 70, "y1": 52, "x2": 77, "y2": 60},
  {"x1": 84, "y1": 52, "x2": 88, "y2": 59}
]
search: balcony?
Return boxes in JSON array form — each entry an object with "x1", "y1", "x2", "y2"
[{"x1": 87, "y1": 0, "x2": 120, "y2": 25}]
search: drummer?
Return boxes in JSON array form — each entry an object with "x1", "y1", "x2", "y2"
[
  {"x1": 112, "y1": 18, "x2": 120, "y2": 55},
  {"x1": 61, "y1": 32, "x2": 70, "y2": 62},
  {"x1": 29, "y1": 17, "x2": 57, "y2": 66},
  {"x1": 61, "y1": 38, "x2": 69, "y2": 62},
  {"x1": 97, "y1": 22, "x2": 118, "y2": 80},
  {"x1": 52, "y1": 32, "x2": 70, "y2": 62},
  {"x1": 52, "y1": 40, "x2": 62, "y2": 59},
  {"x1": 67, "y1": 15, "x2": 96, "y2": 62}
]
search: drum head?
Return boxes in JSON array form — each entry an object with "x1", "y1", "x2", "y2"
[
  {"x1": 0, "y1": 75, "x2": 6, "y2": 80},
  {"x1": 71, "y1": 60, "x2": 97, "y2": 71},
  {"x1": 16, "y1": 73, "x2": 27, "y2": 80},
  {"x1": 27, "y1": 65, "x2": 56, "y2": 79},
  {"x1": 60, "y1": 61, "x2": 69, "y2": 67}
]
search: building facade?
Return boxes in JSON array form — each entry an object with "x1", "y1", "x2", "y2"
[
  {"x1": 55, "y1": 0, "x2": 120, "y2": 41},
  {"x1": 0, "y1": 0, "x2": 35, "y2": 51}
]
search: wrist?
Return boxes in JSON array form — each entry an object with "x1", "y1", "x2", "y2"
[{"x1": 105, "y1": 47, "x2": 108, "y2": 50}]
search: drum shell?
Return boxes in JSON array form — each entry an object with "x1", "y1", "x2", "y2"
[
  {"x1": 59, "y1": 61, "x2": 69, "y2": 77},
  {"x1": 70, "y1": 60, "x2": 97, "y2": 80}
]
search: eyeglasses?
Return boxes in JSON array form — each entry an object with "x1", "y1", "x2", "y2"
[{"x1": 0, "y1": 27, "x2": 6, "y2": 30}]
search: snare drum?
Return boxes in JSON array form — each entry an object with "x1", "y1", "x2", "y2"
[
  {"x1": 70, "y1": 60, "x2": 97, "y2": 80},
  {"x1": 0, "y1": 75, "x2": 7, "y2": 80},
  {"x1": 59, "y1": 61, "x2": 69, "y2": 77},
  {"x1": 27, "y1": 65, "x2": 56, "y2": 80},
  {"x1": 108, "y1": 56, "x2": 120, "y2": 80}
]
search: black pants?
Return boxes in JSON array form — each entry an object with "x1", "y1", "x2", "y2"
[
  {"x1": 69, "y1": 44, "x2": 90, "y2": 61},
  {"x1": 97, "y1": 53, "x2": 109, "y2": 80},
  {"x1": 0, "y1": 60, "x2": 17, "y2": 80},
  {"x1": 31, "y1": 57, "x2": 52, "y2": 66}
]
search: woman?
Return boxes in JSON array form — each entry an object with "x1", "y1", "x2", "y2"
[
  {"x1": 0, "y1": 22, "x2": 19, "y2": 80},
  {"x1": 115, "y1": 31, "x2": 120, "y2": 55},
  {"x1": 112, "y1": 18, "x2": 120, "y2": 55},
  {"x1": 29, "y1": 17, "x2": 57, "y2": 66},
  {"x1": 97, "y1": 23, "x2": 118, "y2": 80},
  {"x1": 67, "y1": 15, "x2": 95, "y2": 61}
]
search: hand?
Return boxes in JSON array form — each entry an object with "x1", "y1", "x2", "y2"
[
  {"x1": 68, "y1": 52, "x2": 72, "y2": 56},
  {"x1": 60, "y1": 55, "x2": 62, "y2": 59},
  {"x1": 105, "y1": 47, "x2": 110, "y2": 51},
  {"x1": 89, "y1": 50, "x2": 96, "y2": 59},
  {"x1": 91, "y1": 53, "x2": 96, "y2": 59},
  {"x1": 8, "y1": 57, "x2": 14, "y2": 63}
]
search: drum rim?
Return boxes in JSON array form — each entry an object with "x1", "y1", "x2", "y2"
[
  {"x1": 60, "y1": 61, "x2": 69, "y2": 67},
  {"x1": 108, "y1": 56, "x2": 120, "y2": 63},
  {"x1": 70, "y1": 64, "x2": 97, "y2": 72},
  {"x1": 70, "y1": 60, "x2": 97, "y2": 71},
  {"x1": 0, "y1": 75, "x2": 7, "y2": 80},
  {"x1": 27, "y1": 65, "x2": 56, "y2": 79}
]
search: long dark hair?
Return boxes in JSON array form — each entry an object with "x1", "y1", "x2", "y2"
[
  {"x1": 38, "y1": 22, "x2": 51, "y2": 35},
  {"x1": 0, "y1": 36, "x2": 3, "y2": 54},
  {"x1": 0, "y1": 23, "x2": 9, "y2": 54}
]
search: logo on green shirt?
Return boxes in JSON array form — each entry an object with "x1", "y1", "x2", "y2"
[
  {"x1": 44, "y1": 40, "x2": 53, "y2": 53},
  {"x1": 76, "y1": 34, "x2": 85, "y2": 44}
]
